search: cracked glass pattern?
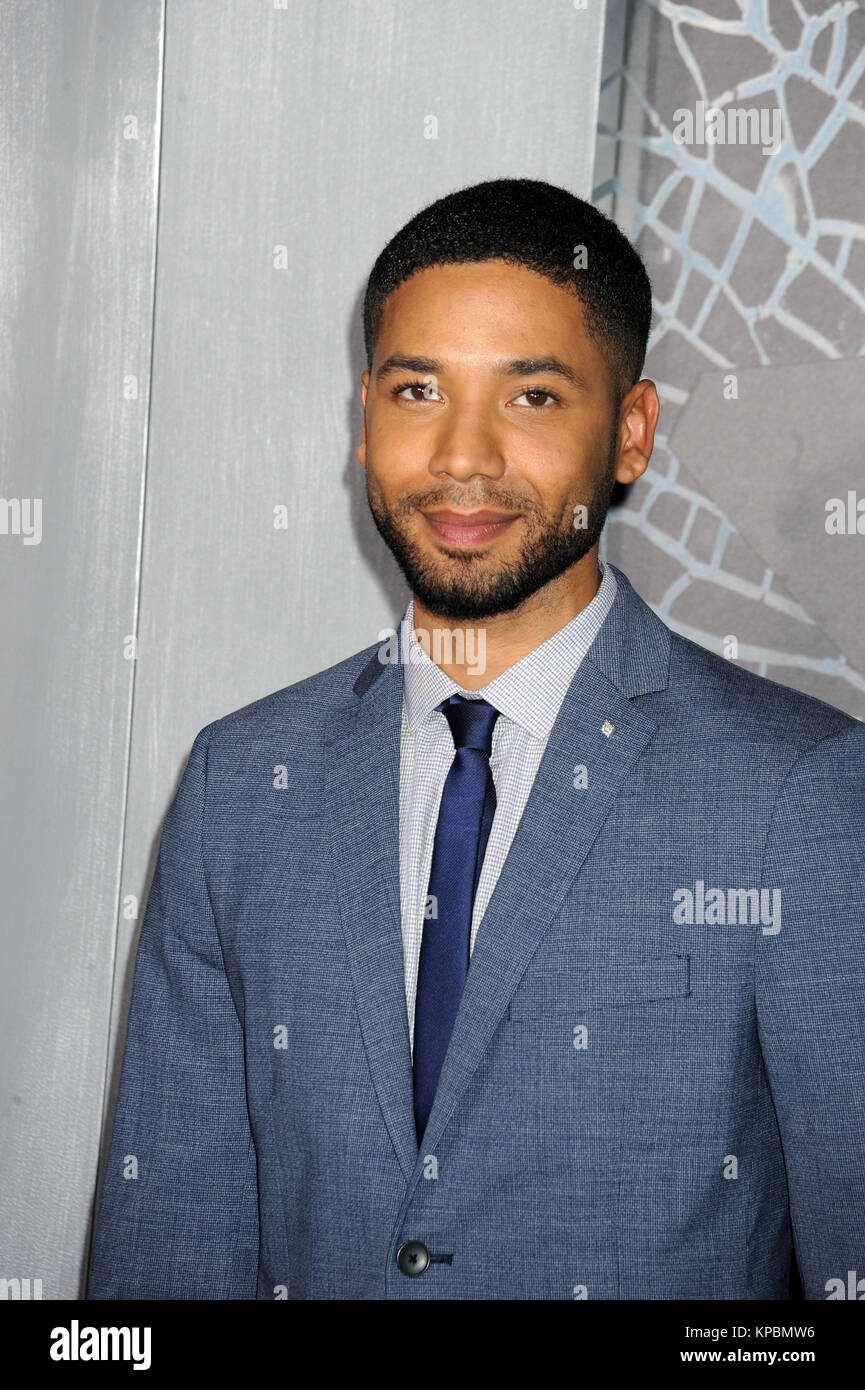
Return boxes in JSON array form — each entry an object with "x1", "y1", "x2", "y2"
[{"x1": 594, "y1": 0, "x2": 865, "y2": 717}]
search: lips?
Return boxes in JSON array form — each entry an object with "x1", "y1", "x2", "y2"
[{"x1": 422, "y1": 508, "x2": 520, "y2": 547}]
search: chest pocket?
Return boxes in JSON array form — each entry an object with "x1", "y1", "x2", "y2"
[{"x1": 507, "y1": 952, "x2": 691, "y2": 1019}]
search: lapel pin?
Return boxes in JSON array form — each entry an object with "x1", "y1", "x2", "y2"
[{"x1": 601, "y1": 719, "x2": 615, "y2": 737}]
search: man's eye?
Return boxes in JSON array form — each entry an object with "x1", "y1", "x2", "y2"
[
  {"x1": 514, "y1": 387, "x2": 559, "y2": 408},
  {"x1": 393, "y1": 380, "x2": 442, "y2": 402}
]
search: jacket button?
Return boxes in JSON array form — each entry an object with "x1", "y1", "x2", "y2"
[{"x1": 396, "y1": 1240, "x2": 430, "y2": 1277}]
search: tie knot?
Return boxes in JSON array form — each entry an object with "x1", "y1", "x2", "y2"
[{"x1": 437, "y1": 694, "x2": 499, "y2": 755}]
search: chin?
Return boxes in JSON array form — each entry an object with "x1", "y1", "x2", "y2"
[{"x1": 414, "y1": 581, "x2": 524, "y2": 623}]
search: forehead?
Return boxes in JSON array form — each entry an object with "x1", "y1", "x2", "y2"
[{"x1": 376, "y1": 260, "x2": 593, "y2": 360}]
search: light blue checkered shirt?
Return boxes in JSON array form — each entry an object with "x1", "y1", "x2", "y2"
[{"x1": 398, "y1": 559, "x2": 618, "y2": 1051}]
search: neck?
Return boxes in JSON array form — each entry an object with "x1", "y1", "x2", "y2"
[{"x1": 411, "y1": 550, "x2": 603, "y2": 689}]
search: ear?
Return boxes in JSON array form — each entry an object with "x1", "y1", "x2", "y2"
[
  {"x1": 613, "y1": 379, "x2": 659, "y2": 486},
  {"x1": 356, "y1": 371, "x2": 370, "y2": 470}
]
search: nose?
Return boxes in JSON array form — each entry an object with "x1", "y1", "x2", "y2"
[{"x1": 427, "y1": 405, "x2": 506, "y2": 484}]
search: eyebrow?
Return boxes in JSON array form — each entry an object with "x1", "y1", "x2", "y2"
[{"x1": 374, "y1": 353, "x2": 588, "y2": 390}]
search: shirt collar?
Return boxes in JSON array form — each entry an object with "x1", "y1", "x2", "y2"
[{"x1": 400, "y1": 559, "x2": 618, "y2": 740}]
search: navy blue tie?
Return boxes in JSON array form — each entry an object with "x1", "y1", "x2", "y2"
[{"x1": 413, "y1": 694, "x2": 500, "y2": 1142}]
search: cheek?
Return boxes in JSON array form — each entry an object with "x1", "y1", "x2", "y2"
[
  {"x1": 521, "y1": 425, "x2": 607, "y2": 481},
  {"x1": 368, "y1": 420, "x2": 433, "y2": 479},
  {"x1": 510, "y1": 443, "x2": 586, "y2": 499}
]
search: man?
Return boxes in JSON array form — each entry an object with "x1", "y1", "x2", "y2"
[{"x1": 88, "y1": 178, "x2": 865, "y2": 1301}]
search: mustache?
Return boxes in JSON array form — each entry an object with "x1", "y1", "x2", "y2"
[{"x1": 392, "y1": 486, "x2": 542, "y2": 518}]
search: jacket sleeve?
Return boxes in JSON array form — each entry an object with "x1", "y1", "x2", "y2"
[
  {"x1": 755, "y1": 722, "x2": 865, "y2": 1300},
  {"x1": 87, "y1": 728, "x2": 260, "y2": 1299}
]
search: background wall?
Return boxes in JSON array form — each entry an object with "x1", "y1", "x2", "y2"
[
  {"x1": 0, "y1": 0, "x2": 607, "y2": 1299},
  {"x1": 0, "y1": 0, "x2": 165, "y2": 1303}
]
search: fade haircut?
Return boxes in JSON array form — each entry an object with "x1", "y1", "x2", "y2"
[{"x1": 362, "y1": 177, "x2": 653, "y2": 402}]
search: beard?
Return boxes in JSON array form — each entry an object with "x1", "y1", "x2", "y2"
[{"x1": 365, "y1": 432, "x2": 619, "y2": 621}]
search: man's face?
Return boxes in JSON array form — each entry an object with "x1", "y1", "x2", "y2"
[{"x1": 357, "y1": 260, "x2": 632, "y2": 622}]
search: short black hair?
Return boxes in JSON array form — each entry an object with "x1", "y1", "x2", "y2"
[{"x1": 362, "y1": 177, "x2": 652, "y2": 401}]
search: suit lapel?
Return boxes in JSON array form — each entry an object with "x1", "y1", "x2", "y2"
[{"x1": 322, "y1": 652, "x2": 419, "y2": 1181}]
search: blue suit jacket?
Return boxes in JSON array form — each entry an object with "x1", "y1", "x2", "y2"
[{"x1": 87, "y1": 564, "x2": 865, "y2": 1300}]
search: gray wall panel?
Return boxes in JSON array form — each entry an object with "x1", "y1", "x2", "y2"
[{"x1": 0, "y1": 1, "x2": 164, "y2": 1298}]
